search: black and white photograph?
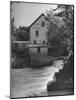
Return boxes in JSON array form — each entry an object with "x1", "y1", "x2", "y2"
[{"x1": 10, "y1": 1, "x2": 74, "y2": 99}]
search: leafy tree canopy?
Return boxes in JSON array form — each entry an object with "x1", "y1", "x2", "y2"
[
  {"x1": 46, "y1": 5, "x2": 74, "y2": 49},
  {"x1": 16, "y1": 26, "x2": 30, "y2": 41}
]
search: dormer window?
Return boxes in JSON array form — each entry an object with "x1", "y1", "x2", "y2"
[{"x1": 41, "y1": 21, "x2": 45, "y2": 27}]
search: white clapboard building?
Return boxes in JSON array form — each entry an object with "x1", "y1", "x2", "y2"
[
  {"x1": 12, "y1": 13, "x2": 51, "y2": 54},
  {"x1": 29, "y1": 13, "x2": 50, "y2": 54}
]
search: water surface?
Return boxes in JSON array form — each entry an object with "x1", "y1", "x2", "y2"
[{"x1": 11, "y1": 60, "x2": 64, "y2": 98}]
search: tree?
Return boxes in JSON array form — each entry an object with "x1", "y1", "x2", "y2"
[
  {"x1": 54, "y1": 5, "x2": 74, "y2": 52},
  {"x1": 16, "y1": 26, "x2": 30, "y2": 41},
  {"x1": 46, "y1": 5, "x2": 74, "y2": 56},
  {"x1": 46, "y1": 9, "x2": 65, "y2": 48},
  {"x1": 11, "y1": 17, "x2": 16, "y2": 35}
]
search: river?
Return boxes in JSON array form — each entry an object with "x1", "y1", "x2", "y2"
[{"x1": 11, "y1": 59, "x2": 64, "y2": 98}]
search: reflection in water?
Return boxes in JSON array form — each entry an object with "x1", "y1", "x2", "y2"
[{"x1": 11, "y1": 60, "x2": 64, "y2": 98}]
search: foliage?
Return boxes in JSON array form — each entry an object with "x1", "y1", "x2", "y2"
[
  {"x1": 16, "y1": 26, "x2": 30, "y2": 41},
  {"x1": 54, "y1": 5, "x2": 74, "y2": 48},
  {"x1": 46, "y1": 5, "x2": 74, "y2": 56},
  {"x1": 11, "y1": 17, "x2": 16, "y2": 35}
]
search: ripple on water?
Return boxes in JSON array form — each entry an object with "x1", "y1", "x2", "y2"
[{"x1": 11, "y1": 60, "x2": 64, "y2": 98}]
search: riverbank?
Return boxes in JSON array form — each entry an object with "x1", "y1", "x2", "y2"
[
  {"x1": 47, "y1": 55, "x2": 74, "y2": 95},
  {"x1": 11, "y1": 53, "x2": 65, "y2": 69},
  {"x1": 30, "y1": 54, "x2": 64, "y2": 68}
]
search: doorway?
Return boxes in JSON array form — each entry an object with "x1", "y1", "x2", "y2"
[{"x1": 38, "y1": 47, "x2": 40, "y2": 53}]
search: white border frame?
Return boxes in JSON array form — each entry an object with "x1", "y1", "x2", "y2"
[{"x1": 0, "y1": 0, "x2": 76, "y2": 100}]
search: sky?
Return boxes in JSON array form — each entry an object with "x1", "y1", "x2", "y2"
[{"x1": 11, "y1": 2, "x2": 57, "y2": 28}]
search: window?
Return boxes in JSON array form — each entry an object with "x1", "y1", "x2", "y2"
[
  {"x1": 38, "y1": 47, "x2": 40, "y2": 53},
  {"x1": 15, "y1": 43, "x2": 17, "y2": 47},
  {"x1": 34, "y1": 40, "x2": 36, "y2": 44},
  {"x1": 36, "y1": 30, "x2": 39, "y2": 37},
  {"x1": 23, "y1": 43, "x2": 25, "y2": 47},
  {"x1": 43, "y1": 41, "x2": 45, "y2": 44},
  {"x1": 47, "y1": 42, "x2": 49, "y2": 45},
  {"x1": 41, "y1": 21, "x2": 45, "y2": 27}
]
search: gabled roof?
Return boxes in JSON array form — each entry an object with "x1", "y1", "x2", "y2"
[
  {"x1": 29, "y1": 13, "x2": 47, "y2": 28},
  {"x1": 28, "y1": 13, "x2": 59, "y2": 31}
]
